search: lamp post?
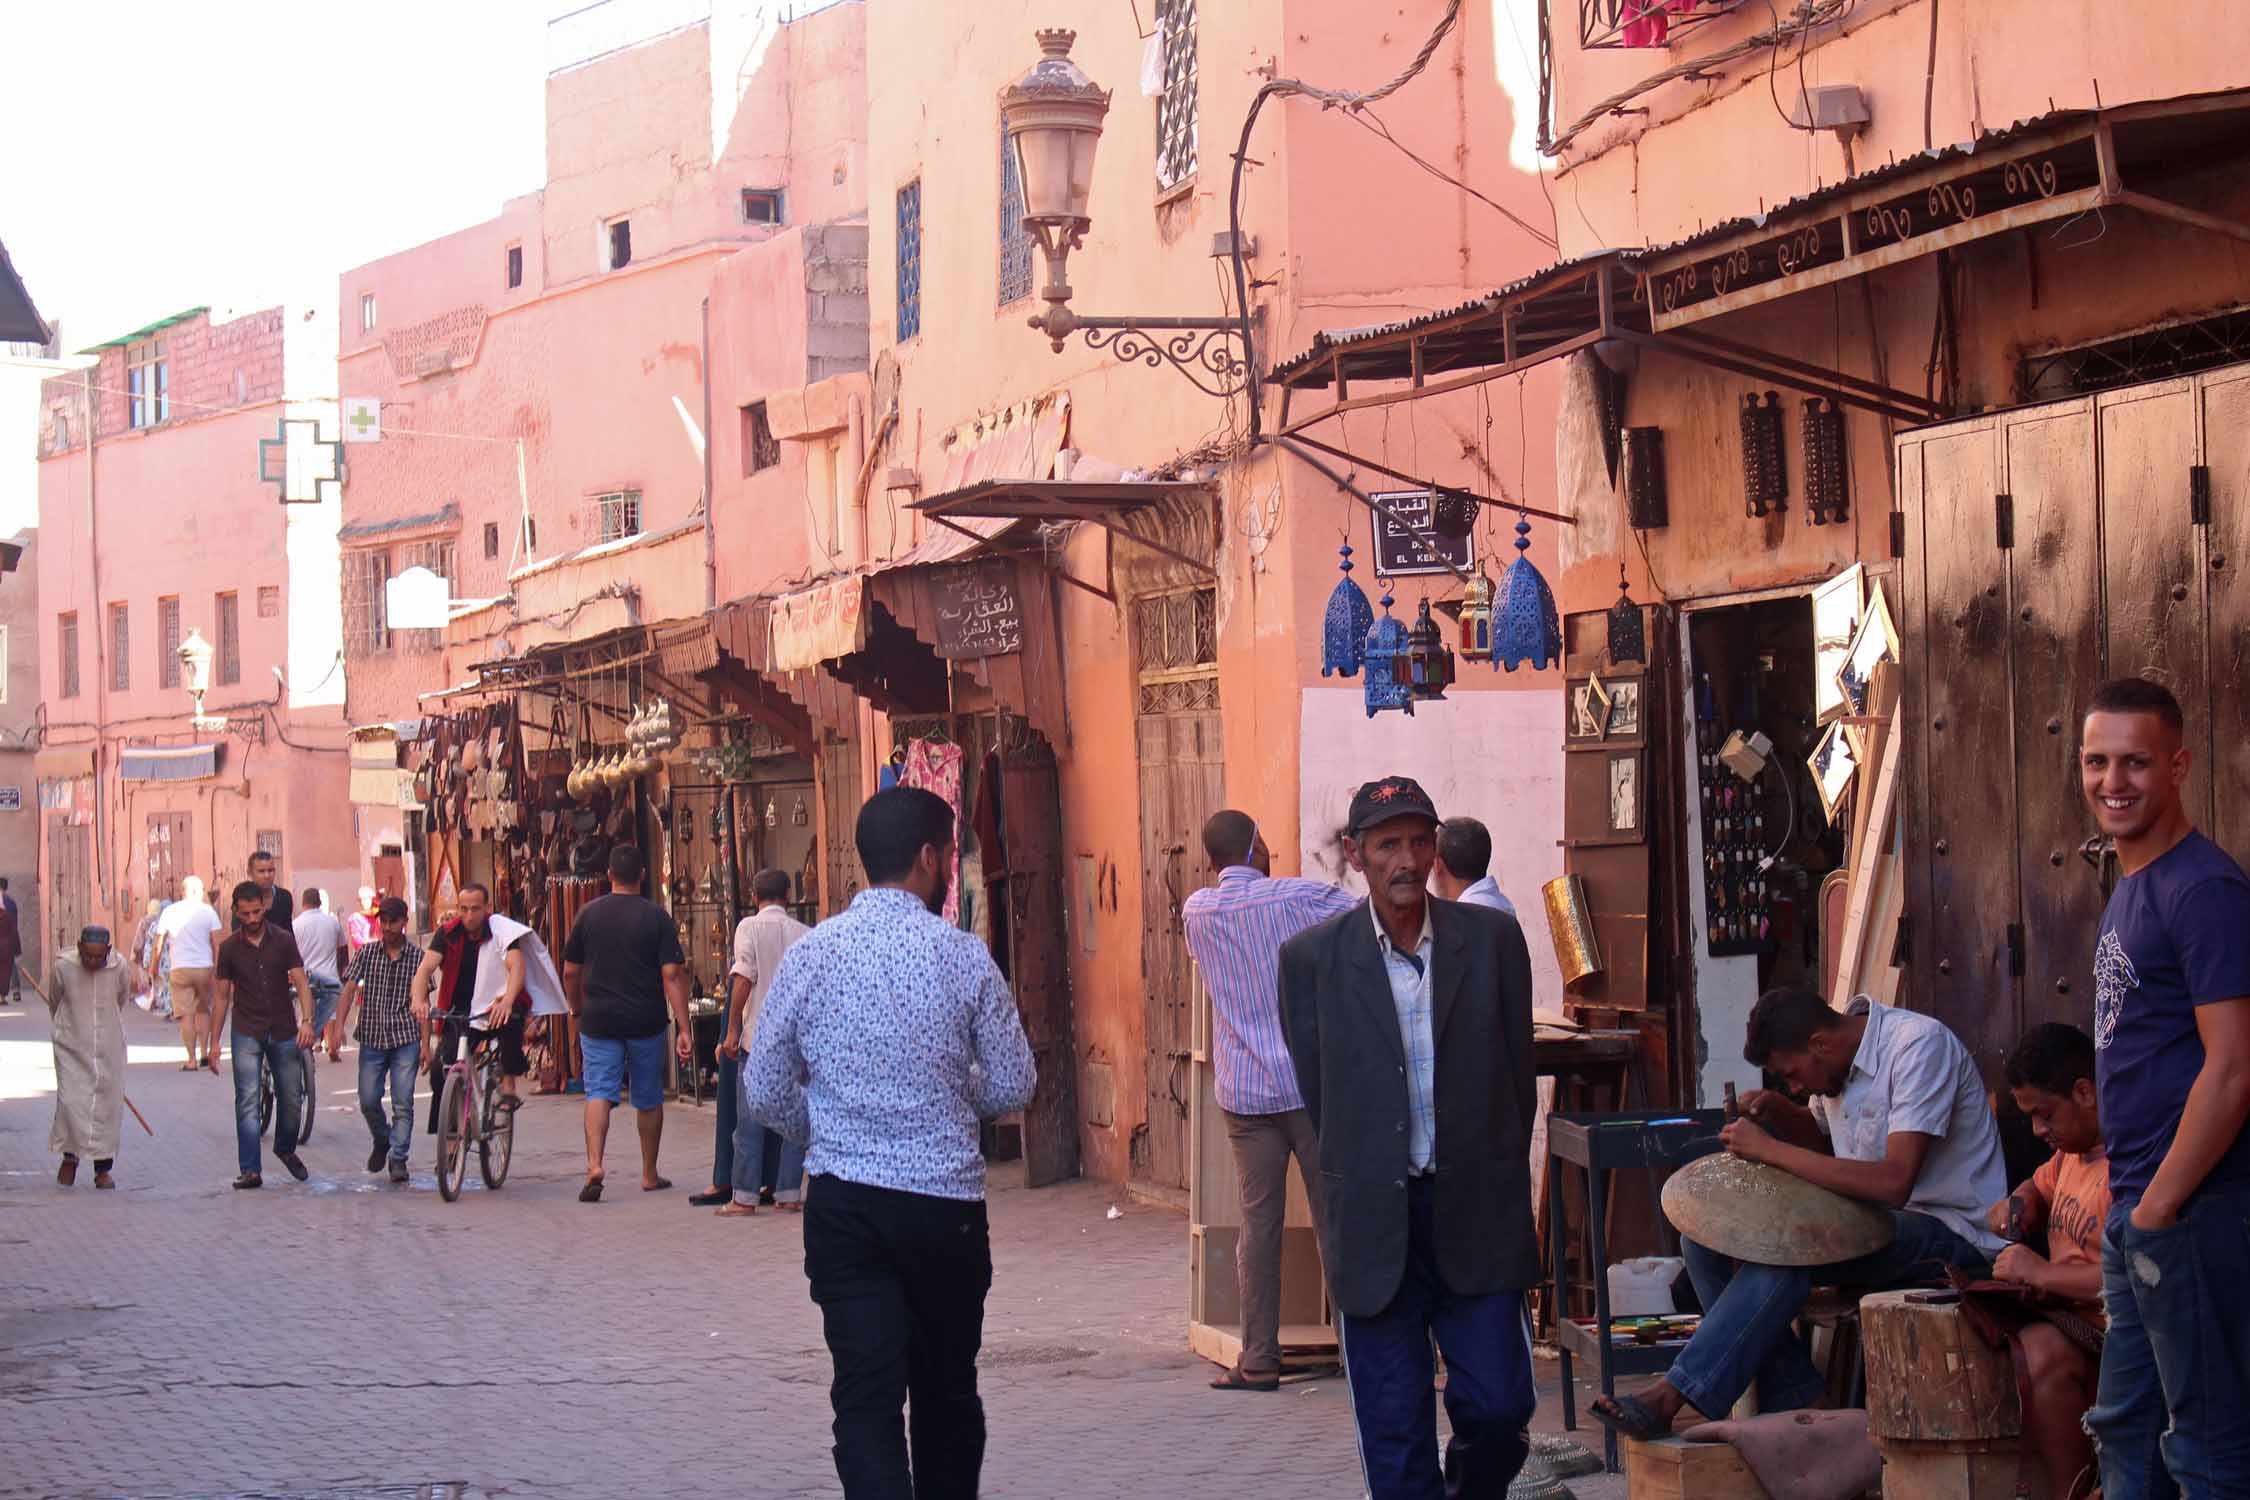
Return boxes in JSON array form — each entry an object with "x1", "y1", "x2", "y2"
[{"x1": 1001, "y1": 29, "x2": 1251, "y2": 399}]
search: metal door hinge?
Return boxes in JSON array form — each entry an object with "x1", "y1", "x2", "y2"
[
  {"x1": 1995, "y1": 493, "x2": 2015, "y2": 550},
  {"x1": 2007, "y1": 922, "x2": 2026, "y2": 977},
  {"x1": 1889, "y1": 510, "x2": 1907, "y2": 558},
  {"x1": 2192, "y1": 465, "x2": 2212, "y2": 526}
]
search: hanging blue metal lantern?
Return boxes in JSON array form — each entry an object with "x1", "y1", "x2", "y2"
[
  {"x1": 1321, "y1": 543, "x2": 1374, "y2": 678},
  {"x1": 1492, "y1": 516, "x2": 1562, "y2": 672},
  {"x1": 1363, "y1": 589, "x2": 1414, "y2": 716}
]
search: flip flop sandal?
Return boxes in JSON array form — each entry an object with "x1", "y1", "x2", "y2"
[
  {"x1": 687, "y1": 1188, "x2": 730, "y2": 1206},
  {"x1": 579, "y1": 1178, "x2": 605, "y2": 1203},
  {"x1": 642, "y1": 1177, "x2": 673, "y2": 1192},
  {"x1": 715, "y1": 1201, "x2": 758, "y2": 1217},
  {"x1": 1209, "y1": 1369, "x2": 1280, "y2": 1393},
  {"x1": 1590, "y1": 1393, "x2": 1670, "y2": 1442}
]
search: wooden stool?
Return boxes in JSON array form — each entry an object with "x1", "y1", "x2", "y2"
[
  {"x1": 1801, "y1": 1287, "x2": 1867, "y2": 1410},
  {"x1": 1860, "y1": 1289, "x2": 2032, "y2": 1500},
  {"x1": 1623, "y1": 1435, "x2": 1772, "y2": 1500}
]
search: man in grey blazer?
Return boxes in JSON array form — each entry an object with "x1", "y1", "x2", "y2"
[{"x1": 1279, "y1": 775, "x2": 1539, "y2": 1500}]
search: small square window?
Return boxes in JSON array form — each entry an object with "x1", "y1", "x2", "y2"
[
  {"x1": 606, "y1": 219, "x2": 632, "y2": 271},
  {"x1": 742, "y1": 189, "x2": 784, "y2": 226},
  {"x1": 484, "y1": 522, "x2": 501, "y2": 559},
  {"x1": 742, "y1": 402, "x2": 781, "y2": 476},
  {"x1": 257, "y1": 585, "x2": 281, "y2": 619},
  {"x1": 596, "y1": 491, "x2": 642, "y2": 542},
  {"x1": 506, "y1": 245, "x2": 524, "y2": 290},
  {"x1": 360, "y1": 293, "x2": 377, "y2": 332},
  {"x1": 256, "y1": 830, "x2": 284, "y2": 861}
]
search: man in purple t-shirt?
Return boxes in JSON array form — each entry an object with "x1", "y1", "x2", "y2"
[{"x1": 2079, "y1": 677, "x2": 2250, "y2": 1498}]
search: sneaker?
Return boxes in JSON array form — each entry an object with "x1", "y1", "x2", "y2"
[
  {"x1": 388, "y1": 1157, "x2": 410, "y2": 1184},
  {"x1": 279, "y1": 1153, "x2": 310, "y2": 1182},
  {"x1": 233, "y1": 1172, "x2": 263, "y2": 1190},
  {"x1": 368, "y1": 1143, "x2": 388, "y2": 1173}
]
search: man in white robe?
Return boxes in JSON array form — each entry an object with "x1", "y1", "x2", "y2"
[{"x1": 46, "y1": 927, "x2": 131, "y2": 1188}]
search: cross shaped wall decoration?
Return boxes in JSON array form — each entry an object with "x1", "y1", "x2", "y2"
[{"x1": 258, "y1": 417, "x2": 344, "y2": 505}]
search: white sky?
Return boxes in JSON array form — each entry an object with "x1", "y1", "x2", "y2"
[{"x1": 2, "y1": 1, "x2": 557, "y2": 353}]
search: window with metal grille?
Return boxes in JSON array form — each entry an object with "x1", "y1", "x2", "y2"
[
  {"x1": 1155, "y1": 0, "x2": 1199, "y2": 192},
  {"x1": 59, "y1": 612, "x2": 79, "y2": 698},
  {"x1": 342, "y1": 549, "x2": 390, "y2": 659},
  {"x1": 506, "y1": 244, "x2": 524, "y2": 290},
  {"x1": 395, "y1": 539, "x2": 456, "y2": 654},
  {"x1": 159, "y1": 597, "x2": 181, "y2": 687},
  {"x1": 1132, "y1": 586, "x2": 1220, "y2": 715},
  {"x1": 742, "y1": 188, "x2": 784, "y2": 225},
  {"x1": 897, "y1": 180, "x2": 923, "y2": 341},
  {"x1": 2020, "y1": 305, "x2": 2250, "y2": 399},
  {"x1": 999, "y1": 115, "x2": 1033, "y2": 305},
  {"x1": 126, "y1": 339, "x2": 168, "y2": 429},
  {"x1": 257, "y1": 830, "x2": 283, "y2": 860},
  {"x1": 596, "y1": 491, "x2": 641, "y2": 542},
  {"x1": 257, "y1": 585, "x2": 280, "y2": 619},
  {"x1": 109, "y1": 603, "x2": 129, "y2": 692},
  {"x1": 484, "y1": 521, "x2": 501, "y2": 559},
  {"x1": 742, "y1": 401, "x2": 780, "y2": 475},
  {"x1": 215, "y1": 592, "x2": 241, "y2": 686}
]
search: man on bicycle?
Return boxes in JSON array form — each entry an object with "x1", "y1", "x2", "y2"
[{"x1": 410, "y1": 883, "x2": 567, "y2": 1139}]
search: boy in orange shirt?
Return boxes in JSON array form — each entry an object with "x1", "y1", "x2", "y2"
[{"x1": 1986, "y1": 1022, "x2": 2109, "y2": 1500}]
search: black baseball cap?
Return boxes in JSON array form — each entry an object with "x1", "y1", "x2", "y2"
[{"x1": 1346, "y1": 776, "x2": 1440, "y2": 835}]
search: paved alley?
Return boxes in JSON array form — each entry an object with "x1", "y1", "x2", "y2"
[{"x1": 0, "y1": 1002, "x2": 1617, "y2": 1500}]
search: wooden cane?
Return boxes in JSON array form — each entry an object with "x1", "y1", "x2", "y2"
[{"x1": 123, "y1": 1095, "x2": 155, "y2": 1137}]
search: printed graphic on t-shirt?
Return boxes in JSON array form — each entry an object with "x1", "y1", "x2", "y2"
[{"x1": 2094, "y1": 926, "x2": 2137, "y2": 1051}]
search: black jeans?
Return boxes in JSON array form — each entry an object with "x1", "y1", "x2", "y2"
[{"x1": 804, "y1": 1174, "x2": 993, "y2": 1500}]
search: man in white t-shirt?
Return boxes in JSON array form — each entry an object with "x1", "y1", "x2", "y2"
[
  {"x1": 293, "y1": 889, "x2": 349, "y2": 1062},
  {"x1": 155, "y1": 878, "x2": 225, "y2": 1072}
]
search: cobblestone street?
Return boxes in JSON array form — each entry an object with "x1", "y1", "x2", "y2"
[{"x1": 1, "y1": 1002, "x2": 1620, "y2": 1500}]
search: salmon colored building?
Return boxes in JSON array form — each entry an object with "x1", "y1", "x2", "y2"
[
  {"x1": 1262, "y1": 0, "x2": 2250, "y2": 1111},
  {"x1": 34, "y1": 305, "x2": 355, "y2": 949}
]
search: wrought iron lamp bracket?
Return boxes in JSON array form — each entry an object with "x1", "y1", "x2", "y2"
[{"x1": 1053, "y1": 314, "x2": 1251, "y2": 400}]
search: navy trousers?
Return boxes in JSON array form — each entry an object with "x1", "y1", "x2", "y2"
[{"x1": 1339, "y1": 1177, "x2": 1536, "y2": 1500}]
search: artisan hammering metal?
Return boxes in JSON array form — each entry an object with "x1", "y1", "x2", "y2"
[{"x1": 1661, "y1": 1151, "x2": 1895, "y2": 1266}]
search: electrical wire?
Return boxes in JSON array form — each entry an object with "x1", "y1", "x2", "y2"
[{"x1": 1344, "y1": 107, "x2": 1559, "y2": 250}]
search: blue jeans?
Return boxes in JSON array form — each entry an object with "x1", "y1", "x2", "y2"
[
  {"x1": 1670, "y1": 1209, "x2": 1989, "y2": 1418},
  {"x1": 232, "y1": 1031, "x2": 305, "y2": 1175},
  {"x1": 1338, "y1": 1177, "x2": 1536, "y2": 1499},
  {"x1": 309, "y1": 978, "x2": 341, "y2": 1036},
  {"x1": 737, "y1": 1063, "x2": 805, "y2": 1205},
  {"x1": 358, "y1": 1041, "x2": 419, "y2": 1163},
  {"x1": 2088, "y1": 1187, "x2": 2250, "y2": 1500}
]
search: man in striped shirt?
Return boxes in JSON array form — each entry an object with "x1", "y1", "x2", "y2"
[{"x1": 1182, "y1": 809, "x2": 1356, "y2": 1392}]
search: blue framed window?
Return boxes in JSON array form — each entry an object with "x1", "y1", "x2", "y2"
[
  {"x1": 999, "y1": 120, "x2": 1033, "y2": 306},
  {"x1": 897, "y1": 179, "x2": 923, "y2": 341}
]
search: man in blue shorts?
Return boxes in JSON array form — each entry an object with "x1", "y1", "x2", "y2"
[{"x1": 563, "y1": 844, "x2": 691, "y2": 1203}]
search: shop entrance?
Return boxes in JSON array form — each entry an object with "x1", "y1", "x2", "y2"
[{"x1": 1679, "y1": 591, "x2": 1840, "y2": 1101}]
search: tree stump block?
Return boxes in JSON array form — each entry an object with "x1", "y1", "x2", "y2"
[{"x1": 1859, "y1": 1289, "x2": 2020, "y2": 1443}]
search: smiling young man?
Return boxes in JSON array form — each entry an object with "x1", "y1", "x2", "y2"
[
  {"x1": 1278, "y1": 776, "x2": 1540, "y2": 1499},
  {"x1": 2077, "y1": 677, "x2": 2250, "y2": 1499},
  {"x1": 1592, "y1": 985, "x2": 2004, "y2": 1441}
]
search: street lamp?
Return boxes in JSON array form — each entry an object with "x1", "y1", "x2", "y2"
[
  {"x1": 178, "y1": 628, "x2": 222, "y2": 730},
  {"x1": 1001, "y1": 28, "x2": 1250, "y2": 398}
]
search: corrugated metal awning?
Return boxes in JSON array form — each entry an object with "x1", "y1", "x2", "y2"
[{"x1": 119, "y1": 743, "x2": 223, "y2": 782}]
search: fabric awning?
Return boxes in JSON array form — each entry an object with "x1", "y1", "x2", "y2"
[
  {"x1": 119, "y1": 743, "x2": 223, "y2": 782},
  {"x1": 34, "y1": 745, "x2": 96, "y2": 779}
]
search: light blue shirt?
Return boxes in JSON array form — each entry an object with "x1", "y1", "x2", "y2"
[
  {"x1": 1372, "y1": 902, "x2": 1437, "y2": 1174},
  {"x1": 1183, "y1": 867, "x2": 1357, "y2": 1115},
  {"x1": 1457, "y1": 875, "x2": 1516, "y2": 916},
  {"x1": 745, "y1": 888, "x2": 1037, "y2": 1201}
]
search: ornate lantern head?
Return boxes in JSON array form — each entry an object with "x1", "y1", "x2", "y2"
[
  {"x1": 1001, "y1": 29, "x2": 1111, "y2": 346},
  {"x1": 1321, "y1": 542, "x2": 1374, "y2": 678},
  {"x1": 1398, "y1": 597, "x2": 1456, "y2": 701},
  {"x1": 1362, "y1": 590, "x2": 1414, "y2": 717},
  {"x1": 1491, "y1": 516, "x2": 1562, "y2": 672},
  {"x1": 1455, "y1": 571, "x2": 1495, "y2": 662}
]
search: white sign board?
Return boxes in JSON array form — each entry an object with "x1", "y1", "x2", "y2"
[
  {"x1": 343, "y1": 398, "x2": 382, "y2": 443},
  {"x1": 385, "y1": 566, "x2": 451, "y2": 630}
]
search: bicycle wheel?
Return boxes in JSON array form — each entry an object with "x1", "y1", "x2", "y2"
[
  {"x1": 435, "y1": 1069, "x2": 469, "y2": 1202},
  {"x1": 259, "y1": 1057, "x2": 275, "y2": 1136},
  {"x1": 297, "y1": 1049, "x2": 317, "y2": 1142},
  {"x1": 478, "y1": 1062, "x2": 513, "y2": 1189}
]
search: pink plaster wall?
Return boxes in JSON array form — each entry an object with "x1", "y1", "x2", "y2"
[
  {"x1": 34, "y1": 308, "x2": 355, "y2": 940},
  {"x1": 337, "y1": 6, "x2": 868, "y2": 725}
]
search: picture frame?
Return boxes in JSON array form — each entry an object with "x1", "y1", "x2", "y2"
[
  {"x1": 1811, "y1": 564, "x2": 1864, "y2": 725},
  {"x1": 1566, "y1": 671, "x2": 1644, "y2": 745},
  {"x1": 1606, "y1": 749, "x2": 1643, "y2": 837},
  {"x1": 1808, "y1": 720, "x2": 1858, "y2": 823},
  {"x1": 1835, "y1": 580, "x2": 1898, "y2": 718}
]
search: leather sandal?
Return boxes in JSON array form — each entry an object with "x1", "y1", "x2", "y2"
[
  {"x1": 57, "y1": 1157, "x2": 77, "y2": 1187},
  {"x1": 1210, "y1": 1368, "x2": 1280, "y2": 1393}
]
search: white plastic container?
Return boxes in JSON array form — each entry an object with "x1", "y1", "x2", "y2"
[{"x1": 1606, "y1": 1256, "x2": 1685, "y2": 1317}]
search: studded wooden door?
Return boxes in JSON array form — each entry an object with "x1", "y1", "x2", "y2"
[
  {"x1": 1133, "y1": 585, "x2": 1222, "y2": 1192},
  {"x1": 46, "y1": 816, "x2": 91, "y2": 958}
]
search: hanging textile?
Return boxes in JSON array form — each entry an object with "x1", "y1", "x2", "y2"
[{"x1": 900, "y1": 738, "x2": 967, "y2": 926}]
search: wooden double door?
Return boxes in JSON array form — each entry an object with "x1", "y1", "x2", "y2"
[{"x1": 1896, "y1": 364, "x2": 2250, "y2": 1072}]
